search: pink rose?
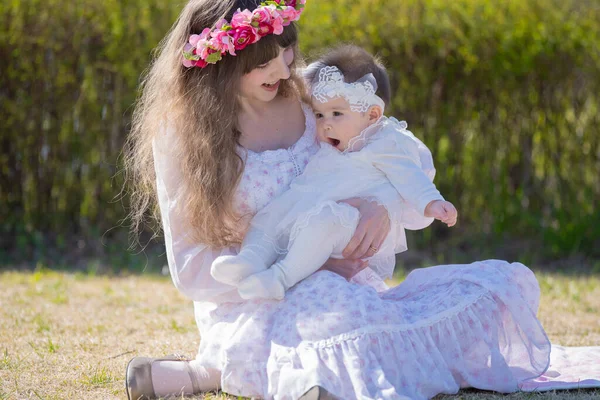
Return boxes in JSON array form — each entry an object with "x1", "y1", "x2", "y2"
[
  {"x1": 252, "y1": 7, "x2": 272, "y2": 24},
  {"x1": 188, "y1": 34, "x2": 201, "y2": 47},
  {"x1": 252, "y1": 8, "x2": 271, "y2": 35},
  {"x1": 193, "y1": 37, "x2": 213, "y2": 60},
  {"x1": 182, "y1": 57, "x2": 195, "y2": 68},
  {"x1": 215, "y1": 18, "x2": 229, "y2": 30},
  {"x1": 231, "y1": 25, "x2": 260, "y2": 50},
  {"x1": 231, "y1": 9, "x2": 253, "y2": 28},
  {"x1": 257, "y1": 23, "x2": 274, "y2": 36},
  {"x1": 279, "y1": 6, "x2": 300, "y2": 23},
  {"x1": 252, "y1": 8, "x2": 275, "y2": 36},
  {"x1": 210, "y1": 30, "x2": 235, "y2": 55},
  {"x1": 188, "y1": 28, "x2": 211, "y2": 47},
  {"x1": 194, "y1": 59, "x2": 208, "y2": 68},
  {"x1": 271, "y1": 13, "x2": 284, "y2": 35},
  {"x1": 182, "y1": 42, "x2": 208, "y2": 69}
]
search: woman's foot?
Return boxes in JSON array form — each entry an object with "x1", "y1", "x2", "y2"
[
  {"x1": 126, "y1": 355, "x2": 220, "y2": 399},
  {"x1": 210, "y1": 252, "x2": 267, "y2": 286},
  {"x1": 126, "y1": 356, "x2": 158, "y2": 400}
]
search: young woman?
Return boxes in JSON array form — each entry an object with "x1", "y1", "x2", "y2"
[{"x1": 122, "y1": 1, "x2": 571, "y2": 399}]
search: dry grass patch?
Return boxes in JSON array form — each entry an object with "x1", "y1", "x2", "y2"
[{"x1": 0, "y1": 269, "x2": 598, "y2": 399}]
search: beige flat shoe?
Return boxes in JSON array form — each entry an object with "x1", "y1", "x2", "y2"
[
  {"x1": 297, "y1": 386, "x2": 337, "y2": 400},
  {"x1": 125, "y1": 354, "x2": 200, "y2": 400}
]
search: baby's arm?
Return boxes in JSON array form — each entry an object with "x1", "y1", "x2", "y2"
[{"x1": 370, "y1": 130, "x2": 457, "y2": 226}]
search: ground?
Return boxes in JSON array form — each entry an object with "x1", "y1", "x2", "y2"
[{"x1": 1, "y1": 268, "x2": 599, "y2": 399}]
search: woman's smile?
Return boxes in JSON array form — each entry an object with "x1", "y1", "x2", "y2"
[{"x1": 262, "y1": 80, "x2": 281, "y2": 92}]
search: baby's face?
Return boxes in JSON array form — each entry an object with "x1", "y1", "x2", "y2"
[{"x1": 312, "y1": 96, "x2": 372, "y2": 151}]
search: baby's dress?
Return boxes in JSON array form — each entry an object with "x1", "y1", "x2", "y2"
[
  {"x1": 246, "y1": 116, "x2": 443, "y2": 281},
  {"x1": 153, "y1": 103, "x2": 556, "y2": 399}
]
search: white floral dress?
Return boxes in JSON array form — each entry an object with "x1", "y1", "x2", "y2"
[{"x1": 152, "y1": 103, "x2": 598, "y2": 400}]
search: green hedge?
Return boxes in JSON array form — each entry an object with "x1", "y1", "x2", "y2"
[
  {"x1": 0, "y1": 0, "x2": 183, "y2": 268},
  {"x1": 1, "y1": 0, "x2": 599, "y2": 268}
]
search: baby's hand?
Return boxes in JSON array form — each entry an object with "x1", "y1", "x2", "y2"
[{"x1": 424, "y1": 200, "x2": 458, "y2": 227}]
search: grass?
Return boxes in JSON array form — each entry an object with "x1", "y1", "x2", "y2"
[{"x1": 0, "y1": 268, "x2": 599, "y2": 399}]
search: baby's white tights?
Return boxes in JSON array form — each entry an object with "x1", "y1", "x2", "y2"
[{"x1": 211, "y1": 203, "x2": 360, "y2": 299}]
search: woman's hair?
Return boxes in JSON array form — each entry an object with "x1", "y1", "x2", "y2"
[
  {"x1": 123, "y1": 0, "x2": 306, "y2": 248},
  {"x1": 305, "y1": 44, "x2": 391, "y2": 108}
]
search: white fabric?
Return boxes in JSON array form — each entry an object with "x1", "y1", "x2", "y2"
[
  {"x1": 310, "y1": 65, "x2": 386, "y2": 112},
  {"x1": 520, "y1": 346, "x2": 600, "y2": 392},
  {"x1": 210, "y1": 116, "x2": 443, "y2": 297},
  {"x1": 152, "y1": 102, "x2": 600, "y2": 399}
]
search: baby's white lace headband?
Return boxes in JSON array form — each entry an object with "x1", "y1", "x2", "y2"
[{"x1": 306, "y1": 63, "x2": 386, "y2": 113}]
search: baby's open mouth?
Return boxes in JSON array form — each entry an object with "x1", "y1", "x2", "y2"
[{"x1": 327, "y1": 137, "x2": 340, "y2": 148}]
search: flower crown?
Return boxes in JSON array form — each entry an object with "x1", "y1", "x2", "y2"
[{"x1": 182, "y1": 1, "x2": 306, "y2": 69}]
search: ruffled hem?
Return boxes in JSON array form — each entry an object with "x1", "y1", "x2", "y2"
[
  {"x1": 199, "y1": 262, "x2": 552, "y2": 400},
  {"x1": 219, "y1": 290, "x2": 550, "y2": 399}
]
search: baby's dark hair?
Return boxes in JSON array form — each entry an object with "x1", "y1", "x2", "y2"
[{"x1": 305, "y1": 44, "x2": 391, "y2": 108}]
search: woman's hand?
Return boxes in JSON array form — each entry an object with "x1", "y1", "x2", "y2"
[
  {"x1": 338, "y1": 197, "x2": 391, "y2": 260},
  {"x1": 320, "y1": 258, "x2": 369, "y2": 281}
]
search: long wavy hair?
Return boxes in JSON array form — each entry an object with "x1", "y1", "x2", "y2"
[{"x1": 123, "y1": 0, "x2": 306, "y2": 248}]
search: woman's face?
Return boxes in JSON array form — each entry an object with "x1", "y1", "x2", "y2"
[{"x1": 239, "y1": 46, "x2": 295, "y2": 104}]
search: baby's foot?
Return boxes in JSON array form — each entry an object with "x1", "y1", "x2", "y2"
[
  {"x1": 237, "y1": 269, "x2": 285, "y2": 300},
  {"x1": 210, "y1": 252, "x2": 267, "y2": 286}
]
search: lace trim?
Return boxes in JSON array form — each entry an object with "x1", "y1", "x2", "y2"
[
  {"x1": 243, "y1": 103, "x2": 317, "y2": 162},
  {"x1": 287, "y1": 201, "x2": 359, "y2": 252},
  {"x1": 296, "y1": 293, "x2": 491, "y2": 350},
  {"x1": 344, "y1": 117, "x2": 409, "y2": 154},
  {"x1": 344, "y1": 117, "x2": 382, "y2": 154}
]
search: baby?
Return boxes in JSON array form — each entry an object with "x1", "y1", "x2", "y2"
[{"x1": 211, "y1": 45, "x2": 458, "y2": 300}]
